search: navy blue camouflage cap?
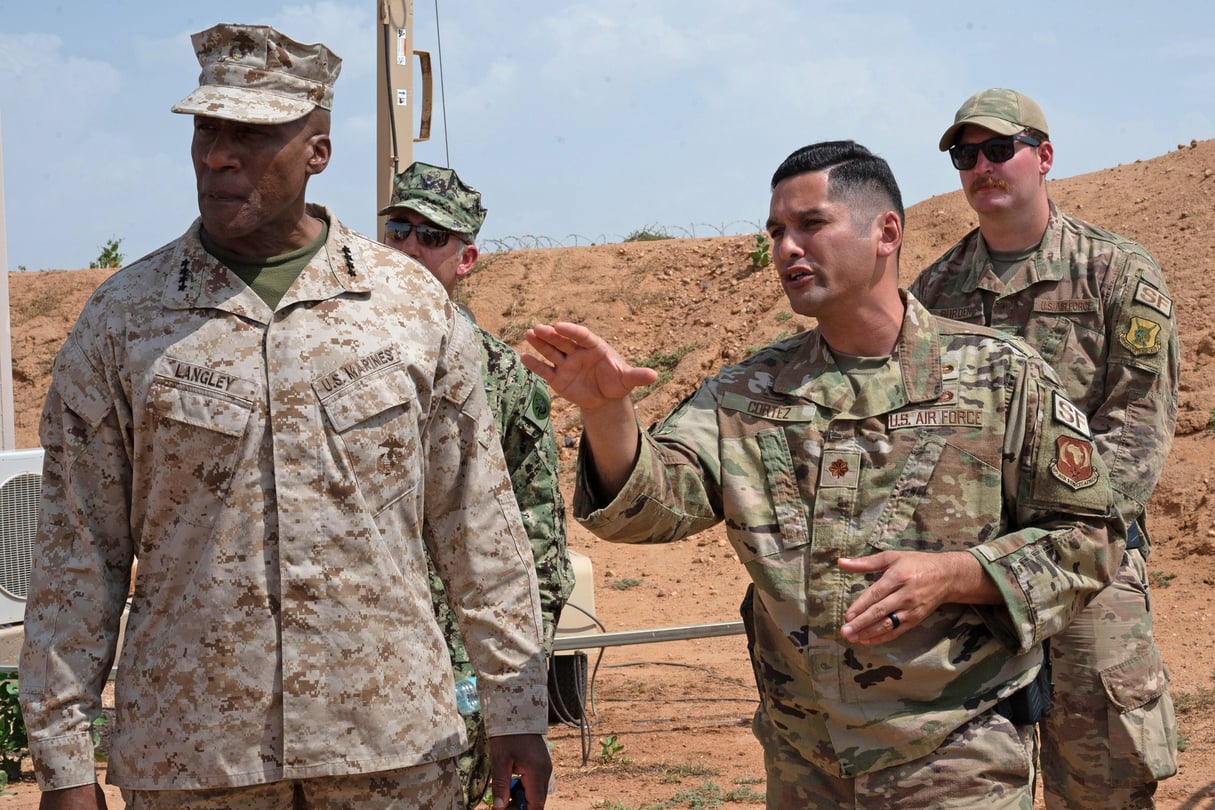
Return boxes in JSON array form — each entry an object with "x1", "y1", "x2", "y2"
[
  {"x1": 938, "y1": 88, "x2": 1050, "y2": 151},
  {"x1": 377, "y1": 162, "x2": 487, "y2": 238},
  {"x1": 172, "y1": 23, "x2": 341, "y2": 125}
]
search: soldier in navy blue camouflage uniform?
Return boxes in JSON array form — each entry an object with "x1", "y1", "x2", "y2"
[{"x1": 381, "y1": 162, "x2": 574, "y2": 810}]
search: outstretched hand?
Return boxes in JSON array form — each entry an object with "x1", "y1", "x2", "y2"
[{"x1": 523, "y1": 323, "x2": 658, "y2": 411}]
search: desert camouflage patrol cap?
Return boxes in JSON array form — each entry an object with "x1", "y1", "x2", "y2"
[
  {"x1": 171, "y1": 23, "x2": 341, "y2": 125},
  {"x1": 938, "y1": 88, "x2": 1050, "y2": 151},
  {"x1": 378, "y1": 162, "x2": 488, "y2": 238}
]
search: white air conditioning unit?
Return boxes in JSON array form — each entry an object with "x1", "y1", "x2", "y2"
[{"x1": 0, "y1": 448, "x2": 43, "y2": 626}]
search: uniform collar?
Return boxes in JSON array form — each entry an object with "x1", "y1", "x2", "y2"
[
  {"x1": 771, "y1": 292, "x2": 944, "y2": 416},
  {"x1": 955, "y1": 201, "x2": 1068, "y2": 295},
  {"x1": 162, "y1": 204, "x2": 375, "y2": 323}
]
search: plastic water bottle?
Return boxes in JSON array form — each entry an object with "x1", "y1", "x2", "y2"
[
  {"x1": 509, "y1": 776, "x2": 528, "y2": 809},
  {"x1": 454, "y1": 675, "x2": 481, "y2": 715}
]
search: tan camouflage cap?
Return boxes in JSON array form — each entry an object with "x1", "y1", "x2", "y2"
[
  {"x1": 172, "y1": 23, "x2": 342, "y2": 125},
  {"x1": 377, "y1": 162, "x2": 487, "y2": 237},
  {"x1": 938, "y1": 88, "x2": 1050, "y2": 151}
]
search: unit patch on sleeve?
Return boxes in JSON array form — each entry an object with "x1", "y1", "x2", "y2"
[
  {"x1": 1049, "y1": 435, "x2": 1099, "y2": 490},
  {"x1": 1118, "y1": 315, "x2": 1163, "y2": 356}
]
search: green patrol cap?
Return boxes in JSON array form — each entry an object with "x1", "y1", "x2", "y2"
[
  {"x1": 377, "y1": 162, "x2": 487, "y2": 238},
  {"x1": 938, "y1": 88, "x2": 1050, "y2": 151}
]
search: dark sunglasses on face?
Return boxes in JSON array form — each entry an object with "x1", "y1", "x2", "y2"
[
  {"x1": 949, "y1": 133, "x2": 1041, "y2": 171},
  {"x1": 384, "y1": 219, "x2": 454, "y2": 248}
]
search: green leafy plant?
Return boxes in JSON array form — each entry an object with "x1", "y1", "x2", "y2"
[
  {"x1": 596, "y1": 733, "x2": 627, "y2": 764},
  {"x1": 1149, "y1": 570, "x2": 1176, "y2": 589},
  {"x1": 90, "y1": 237, "x2": 124, "y2": 269},
  {"x1": 1206, "y1": 407, "x2": 1215, "y2": 434},
  {"x1": 0, "y1": 674, "x2": 28, "y2": 787},
  {"x1": 611, "y1": 577, "x2": 644, "y2": 591},
  {"x1": 746, "y1": 233, "x2": 770, "y2": 269}
]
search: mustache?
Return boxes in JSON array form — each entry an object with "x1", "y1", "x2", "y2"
[{"x1": 970, "y1": 176, "x2": 1009, "y2": 193}]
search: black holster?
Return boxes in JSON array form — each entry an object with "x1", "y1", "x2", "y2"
[{"x1": 994, "y1": 641, "x2": 1053, "y2": 725}]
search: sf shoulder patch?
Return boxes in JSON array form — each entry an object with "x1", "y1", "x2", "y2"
[
  {"x1": 1052, "y1": 392, "x2": 1091, "y2": 438},
  {"x1": 1132, "y1": 279, "x2": 1173, "y2": 317},
  {"x1": 1050, "y1": 435, "x2": 1100, "y2": 490}
]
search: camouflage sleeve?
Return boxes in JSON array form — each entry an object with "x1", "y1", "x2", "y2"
[
  {"x1": 488, "y1": 354, "x2": 573, "y2": 655},
  {"x1": 20, "y1": 333, "x2": 134, "y2": 790},
  {"x1": 1093, "y1": 253, "x2": 1179, "y2": 540},
  {"x1": 421, "y1": 315, "x2": 548, "y2": 737},
  {"x1": 574, "y1": 381, "x2": 722, "y2": 543},
  {"x1": 968, "y1": 355, "x2": 1120, "y2": 653}
]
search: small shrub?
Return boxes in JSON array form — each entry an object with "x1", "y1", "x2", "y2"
[
  {"x1": 0, "y1": 675, "x2": 28, "y2": 787},
  {"x1": 27, "y1": 291, "x2": 58, "y2": 319},
  {"x1": 746, "y1": 233, "x2": 771, "y2": 269},
  {"x1": 596, "y1": 734, "x2": 627, "y2": 764},
  {"x1": 1206, "y1": 407, "x2": 1215, "y2": 434},
  {"x1": 624, "y1": 225, "x2": 672, "y2": 242},
  {"x1": 90, "y1": 237, "x2": 124, "y2": 269},
  {"x1": 1172, "y1": 685, "x2": 1215, "y2": 716},
  {"x1": 611, "y1": 578, "x2": 643, "y2": 591},
  {"x1": 661, "y1": 762, "x2": 718, "y2": 783},
  {"x1": 1149, "y1": 570, "x2": 1176, "y2": 589}
]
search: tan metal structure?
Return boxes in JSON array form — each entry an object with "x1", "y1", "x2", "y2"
[
  {"x1": 0, "y1": 115, "x2": 17, "y2": 450},
  {"x1": 375, "y1": 0, "x2": 432, "y2": 221}
]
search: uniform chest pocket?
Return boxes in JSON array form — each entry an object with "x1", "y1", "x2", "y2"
[
  {"x1": 723, "y1": 428, "x2": 812, "y2": 564},
  {"x1": 146, "y1": 374, "x2": 257, "y2": 507},
  {"x1": 1023, "y1": 303, "x2": 1101, "y2": 370},
  {"x1": 317, "y1": 364, "x2": 422, "y2": 515},
  {"x1": 866, "y1": 433, "x2": 1002, "y2": 553}
]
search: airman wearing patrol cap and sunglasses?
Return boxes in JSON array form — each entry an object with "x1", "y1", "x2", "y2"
[
  {"x1": 911, "y1": 87, "x2": 1179, "y2": 809},
  {"x1": 19, "y1": 21, "x2": 553, "y2": 810},
  {"x1": 379, "y1": 160, "x2": 574, "y2": 810}
]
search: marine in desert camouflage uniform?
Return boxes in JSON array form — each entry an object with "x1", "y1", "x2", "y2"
[
  {"x1": 911, "y1": 88, "x2": 1178, "y2": 810},
  {"x1": 523, "y1": 141, "x2": 1120, "y2": 809},
  {"x1": 380, "y1": 162, "x2": 574, "y2": 809},
  {"x1": 19, "y1": 23, "x2": 551, "y2": 810}
]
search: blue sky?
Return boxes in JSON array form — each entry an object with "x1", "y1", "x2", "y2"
[{"x1": 2, "y1": 1, "x2": 1212, "y2": 271}]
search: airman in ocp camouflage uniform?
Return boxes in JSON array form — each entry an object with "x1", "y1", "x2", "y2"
[
  {"x1": 912, "y1": 88, "x2": 1178, "y2": 809},
  {"x1": 523, "y1": 141, "x2": 1121, "y2": 809},
  {"x1": 380, "y1": 162, "x2": 574, "y2": 809},
  {"x1": 19, "y1": 23, "x2": 553, "y2": 810}
]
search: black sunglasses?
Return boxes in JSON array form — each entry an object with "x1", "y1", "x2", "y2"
[
  {"x1": 949, "y1": 133, "x2": 1041, "y2": 171},
  {"x1": 384, "y1": 219, "x2": 454, "y2": 249}
]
